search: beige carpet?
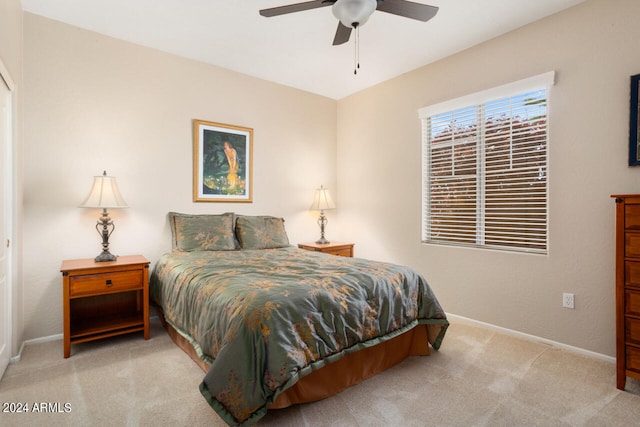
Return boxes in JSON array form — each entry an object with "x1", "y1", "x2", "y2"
[{"x1": 1, "y1": 316, "x2": 639, "y2": 426}]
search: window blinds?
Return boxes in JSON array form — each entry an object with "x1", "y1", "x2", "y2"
[{"x1": 420, "y1": 72, "x2": 553, "y2": 254}]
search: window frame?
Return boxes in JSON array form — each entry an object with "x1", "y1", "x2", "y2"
[{"x1": 418, "y1": 72, "x2": 555, "y2": 254}]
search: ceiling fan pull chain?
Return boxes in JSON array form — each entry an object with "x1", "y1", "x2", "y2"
[
  {"x1": 357, "y1": 27, "x2": 360, "y2": 72},
  {"x1": 354, "y1": 26, "x2": 360, "y2": 75},
  {"x1": 353, "y1": 28, "x2": 357, "y2": 74}
]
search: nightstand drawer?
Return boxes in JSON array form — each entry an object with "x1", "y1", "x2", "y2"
[
  {"x1": 298, "y1": 242, "x2": 354, "y2": 257},
  {"x1": 326, "y1": 247, "x2": 353, "y2": 257},
  {"x1": 70, "y1": 270, "x2": 143, "y2": 297}
]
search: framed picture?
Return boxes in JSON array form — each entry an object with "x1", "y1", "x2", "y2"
[
  {"x1": 193, "y1": 119, "x2": 253, "y2": 202},
  {"x1": 629, "y1": 74, "x2": 640, "y2": 166}
]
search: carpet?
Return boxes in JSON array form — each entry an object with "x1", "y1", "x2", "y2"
[{"x1": 1, "y1": 316, "x2": 639, "y2": 426}]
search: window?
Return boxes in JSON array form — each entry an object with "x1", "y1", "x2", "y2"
[{"x1": 419, "y1": 72, "x2": 554, "y2": 254}]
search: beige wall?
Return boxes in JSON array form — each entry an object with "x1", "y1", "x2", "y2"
[
  {"x1": 1, "y1": 0, "x2": 24, "y2": 357},
  {"x1": 337, "y1": 0, "x2": 639, "y2": 356},
  {"x1": 20, "y1": 0, "x2": 638, "y2": 358},
  {"x1": 0, "y1": 1, "x2": 22, "y2": 80},
  {"x1": 22, "y1": 13, "x2": 337, "y2": 340}
]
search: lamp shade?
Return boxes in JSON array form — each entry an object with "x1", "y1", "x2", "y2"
[
  {"x1": 310, "y1": 185, "x2": 336, "y2": 211},
  {"x1": 332, "y1": 0, "x2": 377, "y2": 28},
  {"x1": 79, "y1": 171, "x2": 128, "y2": 209}
]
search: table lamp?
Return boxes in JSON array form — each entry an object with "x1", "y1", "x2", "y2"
[
  {"x1": 79, "y1": 171, "x2": 128, "y2": 262},
  {"x1": 310, "y1": 185, "x2": 336, "y2": 244}
]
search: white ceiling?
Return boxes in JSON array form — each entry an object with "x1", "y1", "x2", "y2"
[{"x1": 21, "y1": 0, "x2": 586, "y2": 99}]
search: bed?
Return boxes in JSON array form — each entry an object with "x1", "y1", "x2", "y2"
[{"x1": 150, "y1": 212, "x2": 448, "y2": 426}]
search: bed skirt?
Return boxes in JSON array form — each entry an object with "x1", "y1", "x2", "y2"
[{"x1": 156, "y1": 310, "x2": 436, "y2": 409}]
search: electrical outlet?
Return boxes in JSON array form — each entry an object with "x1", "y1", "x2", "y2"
[{"x1": 563, "y1": 292, "x2": 575, "y2": 309}]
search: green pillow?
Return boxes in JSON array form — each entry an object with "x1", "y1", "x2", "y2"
[
  {"x1": 169, "y1": 212, "x2": 237, "y2": 251},
  {"x1": 235, "y1": 216, "x2": 290, "y2": 249}
]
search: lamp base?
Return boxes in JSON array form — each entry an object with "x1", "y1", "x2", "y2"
[
  {"x1": 316, "y1": 210, "x2": 331, "y2": 245},
  {"x1": 94, "y1": 208, "x2": 118, "y2": 262},
  {"x1": 95, "y1": 250, "x2": 117, "y2": 262}
]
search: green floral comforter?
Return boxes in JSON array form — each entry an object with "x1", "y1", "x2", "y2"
[{"x1": 149, "y1": 246, "x2": 448, "y2": 425}]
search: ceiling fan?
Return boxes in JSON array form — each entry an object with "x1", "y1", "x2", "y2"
[{"x1": 259, "y1": 0, "x2": 439, "y2": 46}]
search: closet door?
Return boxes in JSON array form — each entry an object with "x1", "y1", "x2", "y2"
[{"x1": 0, "y1": 62, "x2": 14, "y2": 380}]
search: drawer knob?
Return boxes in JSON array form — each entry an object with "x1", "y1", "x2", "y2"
[{"x1": 106, "y1": 279, "x2": 113, "y2": 287}]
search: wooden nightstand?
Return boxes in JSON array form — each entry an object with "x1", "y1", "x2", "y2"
[
  {"x1": 298, "y1": 242, "x2": 354, "y2": 257},
  {"x1": 60, "y1": 255, "x2": 150, "y2": 358}
]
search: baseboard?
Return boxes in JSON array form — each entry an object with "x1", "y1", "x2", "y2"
[
  {"x1": 26, "y1": 333, "x2": 64, "y2": 344},
  {"x1": 10, "y1": 316, "x2": 161, "y2": 364},
  {"x1": 9, "y1": 333, "x2": 63, "y2": 365},
  {"x1": 9, "y1": 341, "x2": 25, "y2": 364},
  {"x1": 447, "y1": 313, "x2": 615, "y2": 364},
  {"x1": 10, "y1": 315, "x2": 614, "y2": 366}
]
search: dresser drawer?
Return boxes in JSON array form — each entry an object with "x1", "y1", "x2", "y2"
[
  {"x1": 626, "y1": 262, "x2": 640, "y2": 288},
  {"x1": 69, "y1": 270, "x2": 143, "y2": 297},
  {"x1": 627, "y1": 290, "x2": 640, "y2": 316},
  {"x1": 627, "y1": 346, "x2": 640, "y2": 374},
  {"x1": 626, "y1": 205, "x2": 640, "y2": 230},
  {"x1": 625, "y1": 233, "x2": 640, "y2": 258},
  {"x1": 627, "y1": 318, "x2": 640, "y2": 346}
]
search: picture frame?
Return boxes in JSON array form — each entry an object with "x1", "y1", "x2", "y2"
[
  {"x1": 193, "y1": 119, "x2": 253, "y2": 202},
  {"x1": 629, "y1": 74, "x2": 640, "y2": 166}
]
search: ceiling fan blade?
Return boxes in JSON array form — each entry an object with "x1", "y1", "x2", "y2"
[
  {"x1": 332, "y1": 22, "x2": 352, "y2": 45},
  {"x1": 259, "y1": 1, "x2": 334, "y2": 17},
  {"x1": 376, "y1": 0, "x2": 438, "y2": 22}
]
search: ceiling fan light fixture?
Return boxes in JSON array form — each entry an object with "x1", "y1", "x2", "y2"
[{"x1": 332, "y1": 0, "x2": 377, "y2": 28}]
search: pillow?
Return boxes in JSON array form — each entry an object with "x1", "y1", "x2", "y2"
[
  {"x1": 168, "y1": 212, "x2": 237, "y2": 251},
  {"x1": 235, "y1": 215, "x2": 290, "y2": 250}
]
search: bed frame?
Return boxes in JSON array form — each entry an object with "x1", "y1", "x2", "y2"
[{"x1": 156, "y1": 310, "x2": 439, "y2": 408}]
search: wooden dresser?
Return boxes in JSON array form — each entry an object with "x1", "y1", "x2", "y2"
[{"x1": 612, "y1": 194, "x2": 640, "y2": 390}]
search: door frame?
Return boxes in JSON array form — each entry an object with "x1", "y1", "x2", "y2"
[{"x1": 0, "y1": 56, "x2": 16, "y2": 377}]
